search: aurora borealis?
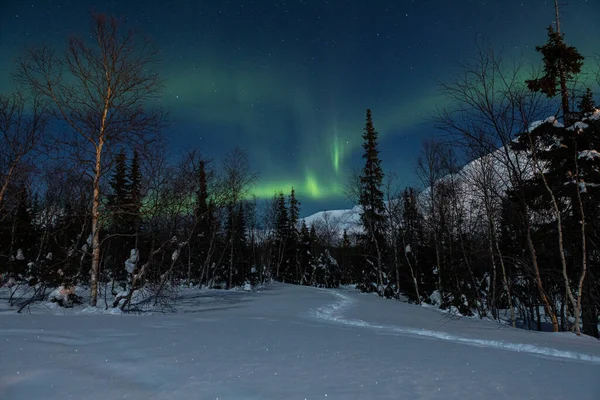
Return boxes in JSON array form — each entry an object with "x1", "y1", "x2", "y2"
[{"x1": 1, "y1": 0, "x2": 599, "y2": 215}]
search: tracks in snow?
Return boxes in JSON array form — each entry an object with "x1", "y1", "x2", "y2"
[{"x1": 310, "y1": 290, "x2": 600, "y2": 365}]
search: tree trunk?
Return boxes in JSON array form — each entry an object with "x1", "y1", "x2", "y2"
[
  {"x1": 228, "y1": 237, "x2": 234, "y2": 289},
  {"x1": 573, "y1": 153, "x2": 587, "y2": 335},
  {"x1": 392, "y1": 239, "x2": 401, "y2": 300},
  {"x1": 90, "y1": 139, "x2": 105, "y2": 307},
  {"x1": 581, "y1": 277, "x2": 599, "y2": 337},
  {"x1": 488, "y1": 230, "x2": 498, "y2": 320},
  {"x1": 535, "y1": 149, "x2": 579, "y2": 334},
  {"x1": 524, "y1": 218, "x2": 559, "y2": 332},
  {"x1": 492, "y1": 220, "x2": 515, "y2": 327},
  {"x1": 526, "y1": 133, "x2": 566, "y2": 333},
  {"x1": 373, "y1": 231, "x2": 384, "y2": 296},
  {"x1": 0, "y1": 162, "x2": 17, "y2": 207},
  {"x1": 401, "y1": 237, "x2": 421, "y2": 305}
]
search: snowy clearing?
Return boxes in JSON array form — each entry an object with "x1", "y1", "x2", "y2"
[{"x1": 1, "y1": 283, "x2": 599, "y2": 399}]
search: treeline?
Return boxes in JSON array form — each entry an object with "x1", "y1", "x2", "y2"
[
  {"x1": 341, "y1": 20, "x2": 600, "y2": 338},
  {"x1": 1, "y1": 12, "x2": 599, "y2": 338},
  {"x1": 0, "y1": 14, "x2": 354, "y2": 312}
]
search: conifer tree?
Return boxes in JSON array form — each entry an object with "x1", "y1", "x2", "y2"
[
  {"x1": 526, "y1": 25, "x2": 584, "y2": 118},
  {"x1": 309, "y1": 224, "x2": 317, "y2": 245},
  {"x1": 191, "y1": 159, "x2": 212, "y2": 283},
  {"x1": 288, "y1": 187, "x2": 301, "y2": 282},
  {"x1": 274, "y1": 192, "x2": 289, "y2": 280},
  {"x1": 9, "y1": 182, "x2": 34, "y2": 278},
  {"x1": 299, "y1": 220, "x2": 311, "y2": 283},
  {"x1": 511, "y1": 111, "x2": 600, "y2": 336},
  {"x1": 339, "y1": 229, "x2": 353, "y2": 284},
  {"x1": 225, "y1": 202, "x2": 247, "y2": 286},
  {"x1": 106, "y1": 150, "x2": 130, "y2": 288},
  {"x1": 107, "y1": 150, "x2": 129, "y2": 233},
  {"x1": 342, "y1": 229, "x2": 350, "y2": 249},
  {"x1": 127, "y1": 150, "x2": 143, "y2": 231},
  {"x1": 358, "y1": 109, "x2": 386, "y2": 294},
  {"x1": 579, "y1": 88, "x2": 596, "y2": 114}
]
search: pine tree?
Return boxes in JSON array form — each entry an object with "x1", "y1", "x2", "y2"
[
  {"x1": 274, "y1": 192, "x2": 289, "y2": 280},
  {"x1": 106, "y1": 150, "x2": 130, "y2": 289},
  {"x1": 526, "y1": 25, "x2": 584, "y2": 118},
  {"x1": 127, "y1": 150, "x2": 143, "y2": 231},
  {"x1": 309, "y1": 225, "x2": 318, "y2": 252},
  {"x1": 10, "y1": 182, "x2": 34, "y2": 278},
  {"x1": 342, "y1": 229, "x2": 350, "y2": 248},
  {"x1": 309, "y1": 249, "x2": 341, "y2": 288},
  {"x1": 225, "y1": 201, "x2": 247, "y2": 286},
  {"x1": 339, "y1": 229, "x2": 353, "y2": 284},
  {"x1": 579, "y1": 88, "x2": 596, "y2": 114},
  {"x1": 287, "y1": 188, "x2": 301, "y2": 282},
  {"x1": 358, "y1": 109, "x2": 386, "y2": 294},
  {"x1": 299, "y1": 220, "x2": 311, "y2": 284},
  {"x1": 196, "y1": 160, "x2": 209, "y2": 221},
  {"x1": 191, "y1": 159, "x2": 211, "y2": 284},
  {"x1": 107, "y1": 150, "x2": 129, "y2": 233},
  {"x1": 288, "y1": 188, "x2": 300, "y2": 233}
]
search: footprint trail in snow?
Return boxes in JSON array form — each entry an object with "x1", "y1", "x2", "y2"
[{"x1": 310, "y1": 290, "x2": 600, "y2": 365}]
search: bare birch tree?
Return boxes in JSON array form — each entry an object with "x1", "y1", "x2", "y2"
[
  {"x1": 432, "y1": 39, "x2": 559, "y2": 330},
  {"x1": 416, "y1": 139, "x2": 446, "y2": 303},
  {"x1": 16, "y1": 14, "x2": 164, "y2": 306}
]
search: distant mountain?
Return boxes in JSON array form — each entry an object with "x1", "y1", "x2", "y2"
[
  {"x1": 302, "y1": 111, "x2": 600, "y2": 238},
  {"x1": 302, "y1": 206, "x2": 363, "y2": 236}
]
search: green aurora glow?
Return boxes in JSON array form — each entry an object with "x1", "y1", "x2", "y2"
[{"x1": 1, "y1": 0, "x2": 598, "y2": 211}]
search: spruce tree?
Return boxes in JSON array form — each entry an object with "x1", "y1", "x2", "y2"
[
  {"x1": 339, "y1": 229, "x2": 352, "y2": 284},
  {"x1": 225, "y1": 202, "x2": 247, "y2": 286},
  {"x1": 299, "y1": 220, "x2": 311, "y2": 284},
  {"x1": 288, "y1": 188, "x2": 300, "y2": 233},
  {"x1": 579, "y1": 88, "x2": 596, "y2": 114},
  {"x1": 526, "y1": 25, "x2": 584, "y2": 118},
  {"x1": 191, "y1": 159, "x2": 211, "y2": 284},
  {"x1": 288, "y1": 188, "x2": 301, "y2": 282},
  {"x1": 107, "y1": 150, "x2": 129, "y2": 233},
  {"x1": 274, "y1": 192, "x2": 289, "y2": 280},
  {"x1": 10, "y1": 182, "x2": 34, "y2": 278},
  {"x1": 127, "y1": 150, "x2": 143, "y2": 231},
  {"x1": 106, "y1": 150, "x2": 130, "y2": 289},
  {"x1": 342, "y1": 229, "x2": 350, "y2": 249},
  {"x1": 358, "y1": 109, "x2": 386, "y2": 294}
]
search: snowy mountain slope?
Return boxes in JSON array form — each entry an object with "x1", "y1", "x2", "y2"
[
  {"x1": 303, "y1": 111, "x2": 600, "y2": 235},
  {"x1": 302, "y1": 205, "x2": 362, "y2": 235},
  {"x1": 1, "y1": 283, "x2": 598, "y2": 400}
]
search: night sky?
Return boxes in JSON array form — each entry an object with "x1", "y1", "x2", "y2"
[{"x1": 1, "y1": 0, "x2": 598, "y2": 215}]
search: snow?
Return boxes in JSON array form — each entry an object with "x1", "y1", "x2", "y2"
[
  {"x1": 125, "y1": 249, "x2": 138, "y2": 273},
  {"x1": 302, "y1": 206, "x2": 362, "y2": 236},
  {"x1": 579, "y1": 150, "x2": 600, "y2": 161},
  {"x1": 1, "y1": 283, "x2": 599, "y2": 399},
  {"x1": 568, "y1": 121, "x2": 589, "y2": 132},
  {"x1": 528, "y1": 116, "x2": 564, "y2": 132}
]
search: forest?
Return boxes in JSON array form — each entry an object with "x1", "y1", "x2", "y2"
[{"x1": 1, "y1": 12, "x2": 599, "y2": 339}]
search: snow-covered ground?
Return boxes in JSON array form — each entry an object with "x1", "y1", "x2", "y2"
[{"x1": 1, "y1": 283, "x2": 599, "y2": 399}]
